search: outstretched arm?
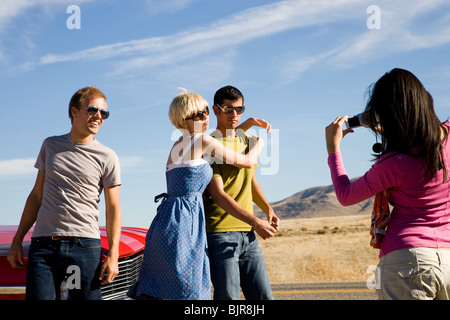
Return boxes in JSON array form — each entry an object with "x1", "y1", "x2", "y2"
[
  {"x1": 237, "y1": 117, "x2": 271, "y2": 134},
  {"x1": 202, "y1": 134, "x2": 264, "y2": 169}
]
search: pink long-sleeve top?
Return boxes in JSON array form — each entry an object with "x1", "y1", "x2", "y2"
[{"x1": 328, "y1": 121, "x2": 450, "y2": 257}]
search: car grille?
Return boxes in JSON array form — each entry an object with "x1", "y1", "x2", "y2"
[{"x1": 101, "y1": 251, "x2": 143, "y2": 300}]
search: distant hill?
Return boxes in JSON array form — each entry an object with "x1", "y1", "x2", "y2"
[{"x1": 254, "y1": 180, "x2": 373, "y2": 219}]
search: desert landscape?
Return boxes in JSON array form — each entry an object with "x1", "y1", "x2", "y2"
[
  {"x1": 260, "y1": 214, "x2": 380, "y2": 283},
  {"x1": 253, "y1": 181, "x2": 381, "y2": 283}
]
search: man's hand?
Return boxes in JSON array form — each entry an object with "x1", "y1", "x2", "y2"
[
  {"x1": 266, "y1": 208, "x2": 280, "y2": 231},
  {"x1": 99, "y1": 256, "x2": 119, "y2": 285},
  {"x1": 7, "y1": 241, "x2": 24, "y2": 269},
  {"x1": 253, "y1": 218, "x2": 277, "y2": 240}
]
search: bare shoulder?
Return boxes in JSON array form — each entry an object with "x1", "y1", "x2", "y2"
[{"x1": 200, "y1": 134, "x2": 215, "y2": 145}]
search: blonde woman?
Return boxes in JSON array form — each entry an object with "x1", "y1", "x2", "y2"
[{"x1": 128, "y1": 89, "x2": 264, "y2": 300}]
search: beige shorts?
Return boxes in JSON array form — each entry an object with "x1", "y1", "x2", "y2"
[{"x1": 378, "y1": 247, "x2": 450, "y2": 300}]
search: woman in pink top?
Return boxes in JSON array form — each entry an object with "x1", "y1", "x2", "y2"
[{"x1": 326, "y1": 68, "x2": 450, "y2": 300}]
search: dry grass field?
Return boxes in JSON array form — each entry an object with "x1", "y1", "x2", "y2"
[{"x1": 260, "y1": 215, "x2": 380, "y2": 283}]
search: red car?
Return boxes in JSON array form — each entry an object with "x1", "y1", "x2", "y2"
[{"x1": 0, "y1": 226, "x2": 147, "y2": 300}]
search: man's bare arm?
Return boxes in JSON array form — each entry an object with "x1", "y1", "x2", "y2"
[
  {"x1": 251, "y1": 172, "x2": 280, "y2": 230},
  {"x1": 99, "y1": 185, "x2": 121, "y2": 284},
  {"x1": 206, "y1": 176, "x2": 276, "y2": 239},
  {"x1": 8, "y1": 170, "x2": 45, "y2": 268}
]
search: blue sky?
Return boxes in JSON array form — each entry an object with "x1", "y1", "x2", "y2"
[{"x1": 1, "y1": 0, "x2": 450, "y2": 228}]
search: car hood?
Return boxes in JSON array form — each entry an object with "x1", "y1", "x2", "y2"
[{"x1": 0, "y1": 226, "x2": 147, "y2": 259}]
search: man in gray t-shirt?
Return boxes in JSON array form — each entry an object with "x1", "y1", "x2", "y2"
[{"x1": 7, "y1": 86, "x2": 122, "y2": 300}]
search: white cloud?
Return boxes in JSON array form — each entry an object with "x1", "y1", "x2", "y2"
[
  {"x1": 276, "y1": 0, "x2": 450, "y2": 82},
  {"x1": 0, "y1": 0, "x2": 92, "y2": 28},
  {"x1": 335, "y1": 1, "x2": 450, "y2": 63},
  {"x1": 30, "y1": 0, "x2": 361, "y2": 75},
  {"x1": 277, "y1": 48, "x2": 340, "y2": 84},
  {"x1": 0, "y1": 0, "x2": 35, "y2": 27},
  {"x1": 0, "y1": 0, "x2": 94, "y2": 70},
  {"x1": 9, "y1": 0, "x2": 450, "y2": 81},
  {"x1": 0, "y1": 154, "x2": 164, "y2": 183},
  {"x1": 0, "y1": 158, "x2": 36, "y2": 178},
  {"x1": 0, "y1": 156, "x2": 156, "y2": 179}
]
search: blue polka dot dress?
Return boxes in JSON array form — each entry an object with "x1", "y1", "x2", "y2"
[{"x1": 128, "y1": 134, "x2": 213, "y2": 300}]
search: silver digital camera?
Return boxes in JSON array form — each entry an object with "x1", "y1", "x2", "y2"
[{"x1": 345, "y1": 112, "x2": 369, "y2": 129}]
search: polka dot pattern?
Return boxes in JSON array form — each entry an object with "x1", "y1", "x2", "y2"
[{"x1": 131, "y1": 161, "x2": 213, "y2": 300}]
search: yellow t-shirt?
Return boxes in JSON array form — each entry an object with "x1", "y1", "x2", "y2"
[{"x1": 203, "y1": 130, "x2": 257, "y2": 232}]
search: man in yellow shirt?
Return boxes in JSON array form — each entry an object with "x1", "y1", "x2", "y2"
[{"x1": 203, "y1": 86, "x2": 280, "y2": 300}]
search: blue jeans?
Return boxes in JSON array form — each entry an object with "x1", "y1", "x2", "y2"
[
  {"x1": 26, "y1": 237, "x2": 102, "y2": 300},
  {"x1": 207, "y1": 231, "x2": 273, "y2": 300}
]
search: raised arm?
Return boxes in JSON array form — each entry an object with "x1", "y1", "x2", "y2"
[
  {"x1": 237, "y1": 117, "x2": 271, "y2": 134},
  {"x1": 202, "y1": 134, "x2": 264, "y2": 169}
]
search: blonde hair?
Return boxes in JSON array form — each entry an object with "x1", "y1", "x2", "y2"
[{"x1": 169, "y1": 88, "x2": 208, "y2": 129}]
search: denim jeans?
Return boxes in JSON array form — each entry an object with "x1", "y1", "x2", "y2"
[
  {"x1": 207, "y1": 231, "x2": 273, "y2": 300},
  {"x1": 26, "y1": 237, "x2": 102, "y2": 300}
]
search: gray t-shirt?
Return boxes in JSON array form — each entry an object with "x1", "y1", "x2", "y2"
[{"x1": 32, "y1": 134, "x2": 121, "y2": 239}]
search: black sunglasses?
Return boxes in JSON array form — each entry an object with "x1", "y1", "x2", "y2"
[
  {"x1": 80, "y1": 106, "x2": 110, "y2": 120},
  {"x1": 185, "y1": 106, "x2": 209, "y2": 121},
  {"x1": 216, "y1": 104, "x2": 245, "y2": 115}
]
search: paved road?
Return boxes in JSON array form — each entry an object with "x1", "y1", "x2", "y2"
[
  {"x1": 2, "y1": 281, "x2": 376, "y2": 300},
  {"x1": 270, "y1": 281, "x2": 377, "y2": 300}
]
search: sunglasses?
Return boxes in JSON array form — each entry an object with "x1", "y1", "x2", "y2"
[
  {"x1": 80, "y1": 106, "x2": 110, "y2": 120},
  {"x1": 185, "y1": 106, "x2": 209, "y2": 121},
  {"x1": 216, "y1": 104, "x2": 245, "y2": 115}
]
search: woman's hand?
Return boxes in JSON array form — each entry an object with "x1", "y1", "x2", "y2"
[
  {"x1": 250, "y1": 118, "x2": 271, "y2": 134},
  {"x1": 237, "y1": 117, "x2": 272, "y2": 133},
  {"x1": 325, "y1": 116, "x2": 354, "y2": 155}
]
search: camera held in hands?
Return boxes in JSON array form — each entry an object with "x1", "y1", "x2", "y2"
[
  {"x1": 345, "y1": 112, "x2": 369, "y2": 129},
  {"x1": 344, "y1": 112, "x2": 383, "y2": 153}
]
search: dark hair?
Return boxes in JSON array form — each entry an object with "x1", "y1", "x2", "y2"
[
  {"x1": 213, "y1": 85, "x2": 244, "y2": 106},
  {"x1": 364, "y1": 68, "x2": 448, "y2": 181}
]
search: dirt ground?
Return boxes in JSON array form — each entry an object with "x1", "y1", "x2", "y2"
[{"x1": 260, "y1": 215, "x2": 380, "y2": 283}]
